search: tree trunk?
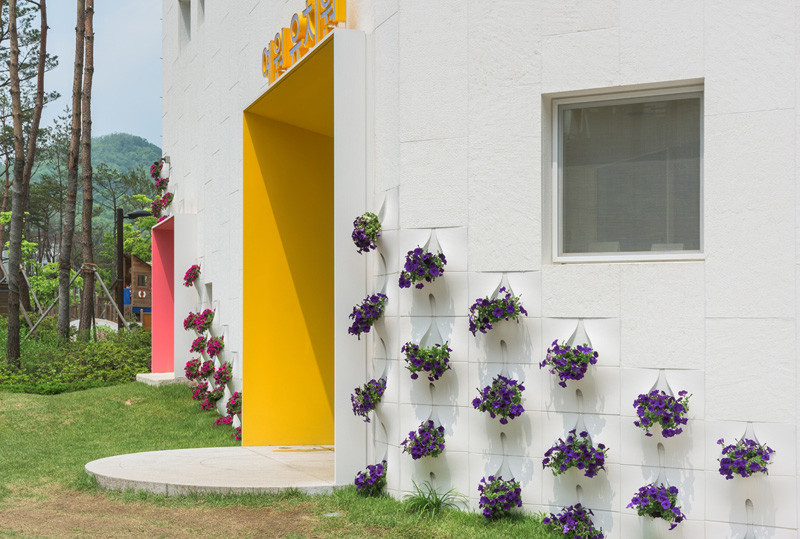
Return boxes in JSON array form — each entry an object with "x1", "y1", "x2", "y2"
[
  {"x1": 57, "y1": 0, "x2": 84, "y2": 341},
  {"x1": 7, "y1": 0, "x2": 26, "y2": 365},
  {"x1": 78, "y1": 0, "x2": 94, "y2": 338}
]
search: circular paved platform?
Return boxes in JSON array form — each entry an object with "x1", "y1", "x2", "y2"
[{"x1": 85, "y1": 446, "x2": 335, "y2": 496}]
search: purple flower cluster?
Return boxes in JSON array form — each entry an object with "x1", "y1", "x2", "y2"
[
  {"x1": 155, "y1": 176, "x2": 169, "y2": 191},
  {"x1": 354, "y1": 460, "x2": 387, "y2": 496},
  {"x1": 402, "y1": 420, "x2": 445, "y2": 460},
  {"x1": 717, "y1": 437, "x2": 775, "y2": 479},
  {"x1": 206, "y1": 336, "x2": 224, "y2": 357},
  {"x1": 190, "y1": 336, "x2": 207, "y2": 353},
  {"x1": 398, "y1": 247, "x2": 446, "y2": 289},
  {"x1": 633, "y1": 389, "x2": 691, "y2": 438},
  {"x1": 542, "y1": 503, "x2": 604, "y2": 539},
  {"x1": 348, "y1": 293, "x2": 388, "y2": 339},
  {"x1": 183, "y1": 312, "x2": 197, "y2": 331},
  {"x1": 200, "y1": 399, "x2": 215, "y2": 411},
  {"x1": 352, "y1": 212, "x2": 381, "y2": 254},
  {"x1": 226, "y1": 392, "x2": 242, "y2": 416},
  {"x1": 627, "y1": 483, "x2": 686, "y2": 530},
  {"x1": 214, "y1": 362, "x2": 233, "y2": 387},
  {"x1": 477, "y1": 475, "x2": 522, "y2": 520},
  {"x1": 468, "y1": 287, "x2": 528, "y2": 335},
  {"x1": 351, "y1": 378, "x2": 387, "y2": 422},
  {"x1": 472, "y1": 375, "x2": 525, "y2": 424},
  {"x1": 401, "y1": 342, "x2": 451, "y2": 381},
  {"x1": 183, "y1": 264, "x2": 201, "y2": 287},
  {"x1": 150, "y1": 160, "x2": 163, "y2": 179},
  {"x1": 540, "y1": 340, "x2": 599, "y2": 388},
  {"x1": 233, "y1": 426, "x2": 242, "y2": 441},
  {"x1": 543, "y1": 429, "x2": 608, "y2": 478}
]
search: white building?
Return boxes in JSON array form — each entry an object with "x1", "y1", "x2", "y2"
[{"x1": 157, "y1": 1, "x2": 800, "y2": 536}]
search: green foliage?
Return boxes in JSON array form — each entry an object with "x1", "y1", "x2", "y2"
[
  {"x1": 403, "y1": 481, "x2": 467, "y2": 517},
  {"x1": 91, "y1": 133, "x2": 162, "y2": 172},
  {"x1": 0, "y1": 316, "x2": 151, "y2": 394}
]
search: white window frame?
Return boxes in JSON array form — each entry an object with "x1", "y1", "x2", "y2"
[{"x1": 551, "y1": 85, "x2": 704, "y2": 263}]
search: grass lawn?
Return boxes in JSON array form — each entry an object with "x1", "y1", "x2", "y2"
[{"x1": 0, "y1": 383, "x2": 560, "y2": 537}]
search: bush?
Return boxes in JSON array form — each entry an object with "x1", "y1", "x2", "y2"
[{"x1": 0, "y1": 316, "x2": 151, "y2": 394}]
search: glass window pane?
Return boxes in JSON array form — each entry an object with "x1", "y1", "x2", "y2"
[{"x1": 559, "y1": 95, "x2": 701, "y2": 255}]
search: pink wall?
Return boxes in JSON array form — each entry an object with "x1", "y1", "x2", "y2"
[{"x1": 151, "y1": 217, "x2": 174, "y2": 373}]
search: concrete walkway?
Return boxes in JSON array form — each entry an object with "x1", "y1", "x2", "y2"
[{"x1": 85, "y1": 446, "x2": 335, "y2": 496}]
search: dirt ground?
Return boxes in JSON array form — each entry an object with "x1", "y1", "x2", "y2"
[{"x1": 0, "y1": 487, "x2": 322, "y2": 538}]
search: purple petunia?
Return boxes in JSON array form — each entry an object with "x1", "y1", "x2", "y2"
[
  {"x1": 352, "y1": 212, "x2": 381, "y2": 254},
  {"x1": 540, "y1": 340, "x2": 599, "y2": 388},
  {"x1": 402, "y1": 420, "x2": 445, "y2": 460},
  {"x1": 472, "y1": 375, "x2": 525, "y2": 424},
  {"x1": 478, "y1": 475, "x2": 522, "y2": 520},
  {"x1": 542, "y1": 503, "x2": 604, "y2": 538},
  {"x1": 351, "y1": 378, "x2": 387, "y2": 422},
  {"x1": 354, "y1": 460, "x2": 387, "y2": 496},
  {"x1": 717, "y1": 437, "x2": 775, "y2": 479},
  {"x1": 401, "y1": 342, "x2": 451, "y2": 381},
  {"x1": 543, "y1": 429, "x2": 608, "y2": 478},
  {"x1": 632, "y1": 389, "x2": 691, "y2": 438},
  {"x1": 468, "y1": 287, "x2": 528, "y2": 335},
  {"x1": 348, "y1": 293, "x2": 388, "y2": 339},
  {"x1": 183, "y1": 264, "x2": 201, "y2": 287},
  {"x1": 627, "y1": 482, "x2": 685, "y2": 530},
  {"x1": 398, "y1": 247, "x2": 446, "y2": 289}
]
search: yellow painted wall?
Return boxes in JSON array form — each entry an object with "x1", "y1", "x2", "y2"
[{"x1": 243, "y1": 113, "x2": 334, "y2": 445}]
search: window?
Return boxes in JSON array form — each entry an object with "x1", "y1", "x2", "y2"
[
  {"x1": 553, "y1": 87, "x2": 703, "y2": 261},
  {"x1": 137, "y1": 274, "x2": 147, "y2": 287}
]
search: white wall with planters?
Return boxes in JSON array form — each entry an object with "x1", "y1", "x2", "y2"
[{"x1": 162, "y1": 0, "x2": 800, "y2": 536}]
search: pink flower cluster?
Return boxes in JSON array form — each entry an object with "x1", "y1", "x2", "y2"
[
  {"x1": 184, "y1": 358, "x2": 214, "y2": 380},
  {"x1": 190, "y1": 336, "x2": 207, "y2": 353},
  {"x1": 150, "y1": 160, "x2": 163, "y2": 179},
  {"x1": 214, "y1": 415, "x2": 233, "y2": 426},
  {"x1": 183, "y1": 264, "x2": 201, "y2": 287},
  {"x1": 150, "y1": 192, "x2": 174, "y2": 217},
  {"x1": 206, "y1": 336, "x2": 224, "y2": 358},
  {"x1": 214, "y1": 362, "x2": 232, "y2": 386},
  {"x1": 184, "y1": 309, "x2": 214, "y2": 333}
]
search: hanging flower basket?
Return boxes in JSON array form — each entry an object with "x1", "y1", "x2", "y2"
[
  {"x1": 206, "y1": 336, "x2": 224, "y2": 358},
  {"x1": 351, "y1": 378, "x2": 387, "y2": 422},
  {"x1": 468, "y1": 287, "x2": 527, "y2": 335},
  {"x1": 472, "y1": 375, "x2": 525, "y2": 424},
  {"x1": 155, "y1": 176, "x2": 169, "y2": 191},
  {"x1": 632, "y1": 389, "x2": 691, "y2": 438},
  {"x1": 150, "y1": 160, "x2": 163, "y2": 179},
  {"x1": 627, "y1": 483, "x2": 686, "y2": 530},
  {"x1": 354, "y1": 460, "x2": 387, "y2": 496},
  {"x1": 192, "y1": 381, "x2": 209, "y2": 401},
  {"x1": 401, "y1": 342, "x2": 451, "y2": 381},
  {"x1": 183, "y1": 264, "x2": 201, "y2": 287},
  {"x1": 352, "y1": 212, "x2": 381, "y2": 254},
  {"x1": 213, "y1": 362, "x2": 233, "y2": 387},
  {"x1": 717, "y1": 437, "x2": 775, "y2": 479},
  {"x1": 185, "y1": 358, "x2": 213, "y2": 381},
  {"x1": 543, "y1": 429, "x2": 608, "y2": 478},
  {"x1": 478, "y1": 475, "x2": 522, "y2": 520},
  {"x1": 190, "y1": 336, "x2": 207, "y2": 354},
  {"x1": 402, "y1": 420, "x2": 445, "y2": 459},
  {"x1": 348, "y1": 293, "x2": 388, "y2": 339},
  {"x1": 206, "y1": 385, "x2": 224, "y2": 403},
  {"x1": 540, "y1": 340, "x2": 599, "y2": 388},
  {"x1": 226, "y1": 392, "x2": 242, "y2": 416},
  {"x1": 398, "y1": 247, "x2": 446, "y2": 289},
  {"x1": 193, "y1": 309, "x2": 214, "y2": 332},
  {"x1": 542, "y1": 503, "x2": 604, "y2": 538}
]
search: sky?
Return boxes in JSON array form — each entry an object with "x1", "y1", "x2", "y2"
[{"x1": 40, "y1": 0, "x2": 162, "y2": 148}]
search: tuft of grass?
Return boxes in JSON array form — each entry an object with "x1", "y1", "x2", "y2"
[{"x1": 403, "y1": 480, "x2": 468, "y2": 517}]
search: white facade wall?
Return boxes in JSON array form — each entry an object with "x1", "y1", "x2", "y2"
[{"x1": 163, "y1": 1, "x2": 800, "y2": 536}]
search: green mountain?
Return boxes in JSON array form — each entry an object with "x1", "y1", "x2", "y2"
[{"x1": 91, "y1": 133, "x2": 161, "y2": 171}]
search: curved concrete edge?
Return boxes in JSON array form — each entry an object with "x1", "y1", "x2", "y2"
[
  {"x1": 85, "y1": 466, "x2": 337, "y2": 497},
  {"x1": 85, "y1": 446, "x2": 337, "y2": 497}
]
